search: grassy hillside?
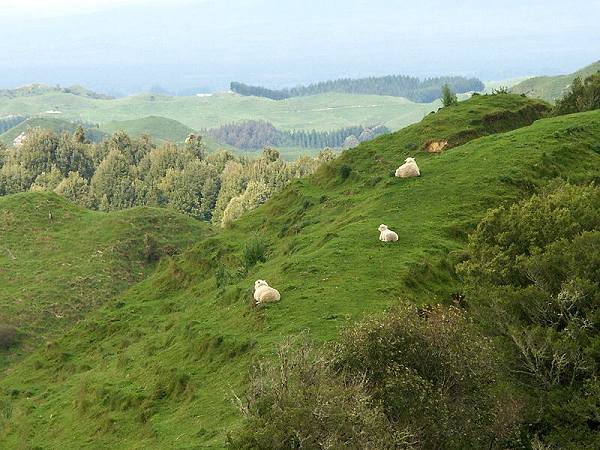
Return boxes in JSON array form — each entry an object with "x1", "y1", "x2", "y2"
[
  {"x1": 2, "y1": 95, "x2": 599, "y2": 449},
  {"x1": 0, "y1": 91, "x2": 440, "y2": 133},
  {"x1": 0, "y1": 117, "x2": 108, "y2": 144},
  {"x1": 0, "y1": 192, "x2": 208, "y2": 370},
  {"x1": 510, "y1": 60, "x2": 600, "y2": 102},
  {"x1": 101, "y1": 116, "x2": 196, "y2": 143}
]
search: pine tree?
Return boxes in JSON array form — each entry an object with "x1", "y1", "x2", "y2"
[{"x1": 441, "y1": 84, "x2": 458, "y2": 107}]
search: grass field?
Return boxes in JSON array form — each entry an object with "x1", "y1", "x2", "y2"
[
  {"x1": 1, "y1": 94, "x2": 599, "y2": 449},
  {"x1": 0, "y1": 193, "x2": 208, "y2": 370},
  {"x1": 0, "y1": 91, "x2": 440, "y2": 133}
]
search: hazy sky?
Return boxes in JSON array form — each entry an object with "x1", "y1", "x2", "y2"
[{"x1": 1, "y1": 0, "x2": 598, "y2": 94}]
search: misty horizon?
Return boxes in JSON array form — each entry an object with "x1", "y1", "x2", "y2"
[{"x1": 1, "y1": 0, "x2": 598, "y2": 96}]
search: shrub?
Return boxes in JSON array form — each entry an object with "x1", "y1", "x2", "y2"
[
  {"x1": 228, "y1": 336, "x2": 409, "y2": 449},
  {"x1": 459, "y1": 182, "x2": 600, "y2": 448},
  {"x1": 243, "y1": 237, "x2": 267, "y2": 268},
  {"x1": 332, "y1": 304, "x2": 513, "y2": 449},
  {"x1": 553, "y1": 72, "x2": 600, "y2": 116},
  {"x1": 0, "y1": 324, "x2": 18, "y2": 349},
  {"x1": 339, "y1": 164, "x2": 352, "y2": 180},
  {"x1": 231, "y1": 306, "x2": 515, "y2": 450},
  {"x1": 143, "y1": 233, "x2": 161, "y2": 262},
  {"x1": 441, "y1": 83, "x2": 458, "y2": 107}
]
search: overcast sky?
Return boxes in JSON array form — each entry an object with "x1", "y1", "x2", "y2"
[{"x1": 1, "y1": 0, "x2": 598, "y2": 94}]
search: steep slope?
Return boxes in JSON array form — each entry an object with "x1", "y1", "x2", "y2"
[
  {"x1": 0, "y1": 192, "x2": 208, "y2": 369},
  {"x1": 510, "y1": 60, "x2": 600, "y2": 102},
  {"x1": 2, "y1": 95, "x2": 599, "y2": 449},
  {"x1": 0, "y1": 117, "x2": 108, "y2": 144}
]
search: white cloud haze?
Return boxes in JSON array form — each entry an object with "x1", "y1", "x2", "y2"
[{"x1": 2, "y1": 0, "x2": 170, "y2": 17}]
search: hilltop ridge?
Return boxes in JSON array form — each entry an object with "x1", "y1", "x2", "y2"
[{"x1": 510, "y1": 60, "x2": 600, "y2": 102}]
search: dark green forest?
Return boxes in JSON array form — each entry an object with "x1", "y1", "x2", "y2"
[
  {"x1": 205, "y1": 120, "x2": 389, "y2": 149},
  {"x1": 231, "y1": 75, "x2": 484, "y2": 102}
]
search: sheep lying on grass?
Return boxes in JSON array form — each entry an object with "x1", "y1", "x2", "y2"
[
  {"x1": 253, "y1": 280, "x2": 281, "y2": 306},
  {"x1": 395, "y1": 157, "x2": 420, "y2": 178},
  {"x1": 378, "y1": 224, "x2": 398, "y2": 242}
]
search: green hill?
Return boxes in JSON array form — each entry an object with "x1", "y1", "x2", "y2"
[
  {"x1": 101, "y1": 116, "x2": 197, "y2": 143},
  {"x1": 0, "y1": 91, "x2": 440, "y2": 134},
  {"x1": 0, "y1": 192, "x2": 208, "y2": 370},
  {"x1": 0, "y1": 117, "x2": 108, "y2": 144},
  {"x1": 1, "y1": 94, "x2": 599, "y2": 449},
  {"x1": 510, "y1": 60, "x2": 600, "y2": 102}
]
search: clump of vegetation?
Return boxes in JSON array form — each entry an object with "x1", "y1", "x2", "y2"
[
  {"x1": 441, "y1": 83, "x2": 458, "y2": 107},
  {"x1": 0, "y1": 324, "x2": 18, "y2": 350},
  {"x1": 553, "y1": 71, "x2": 600, "y2": 115},
  {"x1": 143, "y1": 233, "x2": 161, "y2": 262},
  {"x1": 205, "y1": 120, "x2": 388, "y2": 149},
  {"x1": 339, "y1": 164, "x2": 352, "y2": 180},
  {"x1": 243, "y1": 237, "x2": 268, "y2": 268},
  {"x1": 460, "y1": 182, "x2": 600, "y2": 449},
  {"x1": 232, "y1": 305, "x2": 514, "y2": 449},
  {"x1": 0, "y1": 129, "x2": 335, "y2": 227},
  {"x1": 228, "y1": 336, "x2": 408, "y2": 449}
]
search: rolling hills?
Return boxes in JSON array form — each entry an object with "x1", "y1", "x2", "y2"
[
  {"x1": 2, "y1": 94, "x2": 599, "y2": 448},
  {"x1": 510, "y1": 60, "x2": 600, "y2": 102},
  {"x1": 100, "y1": 116, "x2": 196, "y2": 143},
  {"x1": 0, "y1": 117, "x2": 108, "y2": 145},
  {"x1": 0, "y1": 91, "x2": 440, "y2": 133},
  {"x1": 0, "y1": 193, "x2": 208, "y2": 370}
]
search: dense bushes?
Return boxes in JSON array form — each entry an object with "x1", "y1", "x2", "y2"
[
  {"x1": 205, "y1": 120, "x2": 388, "y2": 149},
  {"x1": 553, "y1": 72, "x2": 600, "y2": 116},
  {"x1": 230, "y1": 305, "x2": 513, "y2": 449},
  {"x1": 228, "y1": 336, "x2": 409, "y2": 450},
  {"x1": 460, "y1": 182, "x2": 600, "y2": 449},
  {"x1": 0, "y1": 129, "x2": 337, "y2": 226}
]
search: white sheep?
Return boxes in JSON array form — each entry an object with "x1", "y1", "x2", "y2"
[
  {"x1": 395, "y1": 157, "x2": 420, "y2": 178},
  {"x1": 253, "y1": 280, "x2": 281, "y2": 306},
  {"x1": 378, "y1": 224, "x2": 398, "y2": 242}
]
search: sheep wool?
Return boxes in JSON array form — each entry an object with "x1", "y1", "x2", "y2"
[
  {"x1": 395, "y1": 157, "x2": 420, "y2": 178},
  {"x1": 378, "y1": 224, "x2": 399, "y2": 242},
  {"x1": 253, "y1": 280, "x2": 281, "y2": 305}
]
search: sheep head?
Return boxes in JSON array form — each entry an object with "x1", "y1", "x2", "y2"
[
  {"x1": 378, "y1": 224, "x2": 388, "y2": 232},
  {"x1": 254, "y1": 279, "x2": 269, "y2": 291}
]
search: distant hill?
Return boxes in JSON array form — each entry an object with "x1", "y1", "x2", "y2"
[
  {"x1": 0, "y1": 117, "x2": 108, "y2": 144},
  {"x1": 231, "y1": 75, "x2": 484, "y2": 102},
  {"x1": 0, "y1": 83, "x2": 113, "y2": 100},
  {"x1": 510, "y1": 60, "x2": 600, "y2": 102},
  {"x1": 101, "y1": 115, "x2": 197, "y2": 143},
  {"x1": 0, "y1": 192, "x2": 207, "y2": 370},
  {"x1": 0, "y1": 114, "x2": 27, "y2": 134},
  {"x1": 0, "y1": 90, "x2": 440, "y2": 135}
]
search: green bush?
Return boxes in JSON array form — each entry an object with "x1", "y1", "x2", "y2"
[
  {"x1": 143, "y1": 233, "x2": 161, "y2": 262},
  {"x1": 231, "y1": 306, "x2": 516, "y2": 449},
  {"x1": 459, "y1": 182, "x2": 600, "y2": 448},
  {"x1": 0, "y1": 324, "x2": 17, "y2": 350},
  {"x1": 339, "y1": 164, "x2": 352, "y2": 180},
  {"x1": 332, "y1": 305, "x2": 514, "y2": 449},
  {"x1": 243, "y1": 237, "x2": 267, "y2": 268},
  {"x1": 553, "y1": 72, "x2": 600, "y2": 116},
  {"x1": 228, "y1": 336, "x2": 407, "y2": 449}
]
